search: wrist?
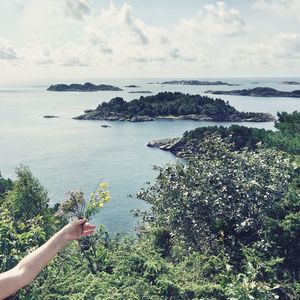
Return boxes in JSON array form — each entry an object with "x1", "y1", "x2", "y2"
[{"x1": 56, "y1": 227, "x2": 70, "y2": 245}]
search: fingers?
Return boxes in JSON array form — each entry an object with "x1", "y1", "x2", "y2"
[
  {"x1": 80, "y1": 221, "x2": 96, "y2": 236},
  {"x1": 83, "y1": 224, "x2": 96, "y2": 230},
  {"x1": 81, "y1": 229, "x2": 96, "y2": 236},
  {"x1": 73, "y1": 220, "x2": 95, "y2": 229},
  {"x1": 70, "y1": 219, "x2": 96, "y2": 237},
  {"x1": 81, "y1": 221, "x2": 95, "y2": 229}
]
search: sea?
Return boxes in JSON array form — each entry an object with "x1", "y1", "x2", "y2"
[{"x1": 0, "y1": 78, "x2": 299, "y2": 233}]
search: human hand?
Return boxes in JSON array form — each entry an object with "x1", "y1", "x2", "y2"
[{"x1": 61, "y1": 219, "x2": 96, "y2": 241}]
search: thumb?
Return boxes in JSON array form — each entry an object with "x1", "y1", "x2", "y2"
[{"x1": 74, "y1": 218, "x2": 86, "y2": 225}]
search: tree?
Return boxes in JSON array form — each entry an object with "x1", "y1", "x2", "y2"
[
  {"x1": 5, "y1": 165, "x2": 50, "y2": 221},
  {"x1": 0, "y1": 172, "x2": 13, "y2": 199},
  {"x1": 0, "y1": 168, "x2": 52, "y2": 273}
]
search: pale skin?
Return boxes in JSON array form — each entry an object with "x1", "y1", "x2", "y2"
[{"x1": 0, "y1": 219, "x2": 96, "y2": 300}]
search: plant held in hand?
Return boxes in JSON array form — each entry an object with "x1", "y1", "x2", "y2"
[
  {"x1": 56, "y1": 182, "x2": 110, "y2": 220},
  {"x1": 55, "y1": 182, "x2": 111, "y2": 273}
]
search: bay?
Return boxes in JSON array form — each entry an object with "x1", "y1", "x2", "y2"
[{"x1": 0, "y1": 78, "x2": 299, "y2": 233}]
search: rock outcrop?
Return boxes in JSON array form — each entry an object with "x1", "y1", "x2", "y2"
[{"x1": 147, "y1": 138, "x2": 182, "y2": 152}]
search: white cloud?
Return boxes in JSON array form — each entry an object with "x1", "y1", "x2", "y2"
[
  {"x1": 1, "y1": 1, "x2": 300, "y2": 78},
  {"x1": 19, "y1": 0, "x2": 90, "y2": 38},
  {"x1": 177, "y1": 1, "x2": 245, "y2": 39},
  {"x1": 82, "y1": 1, "x2": 246, "y2": 69},
  {"x1": 226, "y1": 31, "x2": 300, "y2": 73},
  {"x1": 53, "y1": 42, "x2": 92, "y2": 66},
  {"x1": 203, "y1": 1, "x2": 246, "y2": 36},
  {"x1": 87, "y1": 3, "x2": 149, "y2": 47},
  {"x1": 83, "y1": 3, "x2": 169, "y2": 67},
  {"x1": 122, "y1": 4, "x2": 149, "y2": 45},
  {"x1": 21, "y1": 44, "x2": 53, "y2": 65},
  {"x1": 0, "y1": 0, "x2": 28, "y2": 7},
  {"x1": 2, "y1": 1, "x2": 247, "y2": 70},
  {"x1": 0, "y1": 37, "x2": 18, "y2": 60},
  {"x1": 253, "y1": 0, "x2": 300, "y2": 18},
  {"x1": 62, "y1": 0, "x2": 90, "y2": 20},
  {"x1": 19, "y1": 42, "x2": 96, "y2": 67},
  {"x1": 275, "y1": 33, "x2": 300, "y2": 59}
]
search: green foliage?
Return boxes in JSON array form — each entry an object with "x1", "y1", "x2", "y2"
[
  {"x1": 263, "y1": 171, "x2": 300, "y2": 281},
  {"x1": 0, "y1": 172, "x2": 13, "y2": 199},
  {"x1": 275, "y1": 111, "x2": 300, "y2": 134},
  {"x1": 1, "y1": 112, "x2": 300, "y2": 299},
  {"x1": 182, "y1": 125, "x2": 271, "y2": 151},
  {"x1": 139, "y1": 135, "x2": 293, "y2": 258},
  {"x1": 0, "y1": 208, "x2": 46, "y2": 272},
  {"x1": 266, "y1": 111, "x2": 300, "y2": 155},
  {"x1": 180, "y1": 110, "x2": 300, "y2": 156},
  {"x1": 4, "y1": 165, "x2": 51, "y2": 221},
  {"x1": 0, "y1": 167, "x2": 54, "y2": 273}
]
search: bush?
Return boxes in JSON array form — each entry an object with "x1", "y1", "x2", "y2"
[{"x1": 139, "y1": 135, "x2": 293, "y2": 259}]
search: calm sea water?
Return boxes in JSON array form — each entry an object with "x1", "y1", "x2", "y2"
[{"x1": 0, "y1": 78, "x2": 299, "y2": 233}]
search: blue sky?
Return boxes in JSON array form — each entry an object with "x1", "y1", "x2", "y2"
[{"x1": 0, "y1": 0, "x2": 300, "y2": 82}]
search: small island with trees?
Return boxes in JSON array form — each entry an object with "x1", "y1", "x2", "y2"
[
  {"x1": 125, "y1": 85, "x2": 140, "y2": 88},
  {"x1": 74, "y1": 91, "x2": 274, "y2": 122},
  {"x1": 128, "y1": 90, "x2": 153, "y2": 94},
  {"x1": 47, "y1": 82, "x2": 122, "y2": 92},
  {"x1": 158, "y1": 80, "x2": 239, "y2": 86},
  {"x1": 206, "y1": 87, "x2": 300, "y2": 98},
  {"x1": 281, "y1": 81, "x2": 300, "y2": 85}
]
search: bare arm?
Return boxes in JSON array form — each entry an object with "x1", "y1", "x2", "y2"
[{"x1": 0, "y1": 219, "x2": 95, "y2": 300}]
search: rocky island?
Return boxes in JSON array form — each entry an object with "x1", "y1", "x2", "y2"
[
  {"x1": 281, "y1": 81, "x2": 300, "y2": 85},
  {"x1": 47, "y1": 82, "x2": 122, "y2": 92},
  {"x1": 159, "y1": 80, "x2": 239, "y2": 86},
  {"x1": 128, "y1": 90, "x2": 153, "y2": 94},
  {"x1": 125, "y1": 85, "x2": 140, "y2": 88},
  {"x1": 73, "y1": 91, "x2": 275, "y2": 122},
  {"x1": 43, "y1": 115, "x2": 59, "y2": 118},
  {"x1": 206, "y1": 87, "x2": 300, "y2": 98}
]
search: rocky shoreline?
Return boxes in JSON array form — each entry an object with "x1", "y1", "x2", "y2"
[
  {"x1": 147, "y1": 138, "x2": 183, "y2": 154},
  {"x1": 74, "y1": 112, "x2": 155, "y2": 122},
  {"x1": 206, "y1": 87, "x2": 300, "y2": 98},
  {"x1": 74, "y1": 111, "x2": 275, "y2": 122}
]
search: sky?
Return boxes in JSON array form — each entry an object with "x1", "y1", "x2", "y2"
[{"x1": 0, "y1": 0, "x2": 300, "y2": 83}]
